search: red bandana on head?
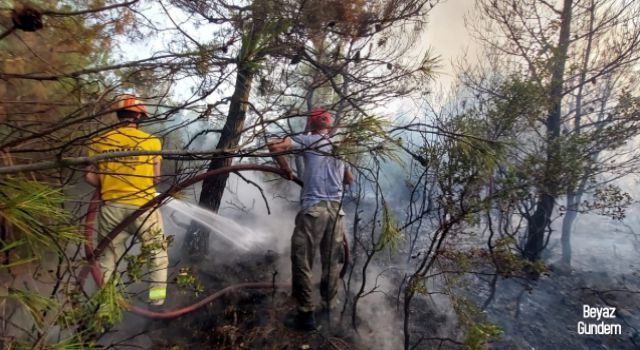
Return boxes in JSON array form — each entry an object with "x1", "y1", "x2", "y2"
[{"x1": 308, "y1": 107, "x2": 332, "y2": 130}]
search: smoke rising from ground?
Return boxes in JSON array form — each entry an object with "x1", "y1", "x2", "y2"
[{"x1": 94, "y1": 113, "x2": 640, "y2": 348}]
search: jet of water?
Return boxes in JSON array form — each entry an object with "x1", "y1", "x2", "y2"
[{"x1": 162, "y1": 198, "x2": 268, "y2": 252}]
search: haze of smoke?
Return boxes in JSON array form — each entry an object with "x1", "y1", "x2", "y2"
[{"x1": 157, "y1": 171, "x2": 436, "y2": 349}]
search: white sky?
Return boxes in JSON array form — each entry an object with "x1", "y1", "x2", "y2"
[
  {"x1": 385, "y1": 0, "x2": 479, "y2": 117},
  {"x1": 425, "y1": 0, "x2": 478, "y2": 88},
  {"x1": 116, "y1": 0, "x2": 480, "y2": 120}
]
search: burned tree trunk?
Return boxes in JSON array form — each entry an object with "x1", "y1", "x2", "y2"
[
  {"x1": 560, "y1": 1, "x2": 595, "y2": 267},
  {"x1": 198, "y1": 65, "x2": 255, "y2": 212},
  {"x1": 184, "y1": 63, "x2": 254, "y2": 256},
  {"x1": 184, "y1": 16, "x2": 264, "y2": 257},
  {"x1": 198, "y1": 18, "x2": 263, "y2": 212},
  {"x1": 523, "y1": 0, "x2": 573, "y2": 261}
]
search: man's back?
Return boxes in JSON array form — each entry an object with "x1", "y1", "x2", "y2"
[
  {"x1": 291, "y1": 133, "x2": 345, "y2": 209},
  {"x1": 88, "y1": 127, "x2": 161, "y2": 206}
]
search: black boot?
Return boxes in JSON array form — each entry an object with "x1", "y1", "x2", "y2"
[
  {"x1": 315, "y1": 308, "x2": 331, "y2": 331},
  {"x1": 285, "y1": 311, "x2": 316, "y2": 331}
]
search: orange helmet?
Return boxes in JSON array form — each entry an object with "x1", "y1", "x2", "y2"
[{"x1": 112, "y1": 94, "x2": 147, "y2": 116}]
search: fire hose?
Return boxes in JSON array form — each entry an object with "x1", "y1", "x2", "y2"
[{"x1": 83, "y1": 164, "x2": 350, "y2": 319}]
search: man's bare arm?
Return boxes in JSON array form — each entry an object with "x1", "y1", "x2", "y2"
[
  {"x1": 84, "y1": 164, "x2": 100, "y2": 187},
  {"x1": 268, "y1": 137, "x2": 293, "y2": 179}
]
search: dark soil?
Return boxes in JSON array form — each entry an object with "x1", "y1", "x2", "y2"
[
  {"x1": 104, "y1": 248, "x2": 640, "y2": 349},
  {"x1": 478, "y1": 267, "x2": 640, "y2": 350},
  {"x1": 109, "y1": 251, "x2": 360, "y2": 350}
]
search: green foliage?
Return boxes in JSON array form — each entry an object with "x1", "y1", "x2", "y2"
[
  {"x1": 255, "y1": 18, "x2": 293, "y2": 55},
  {"x1": 126, "y1": 228, "x2": 172, "y2": 281},
  {"x1": 420, "y1": 110, "x2": 506, "y2": 222},
  {"x1": 176, "y1": 267, "x2": 205, "y2": 296},
  {"x1": 85, "y1": 277, "x2": 127, "y2": 334},
  {"x1": 465, "y1": 322, "x2": 504, "y2": 350},
  {"x1": 49, "y1": 339, "x2": 102, "y2": 350},
  {"x1": 5, "y1": 288, "x2": 57, "y2": 330},
  {"x1": 581, "y1": 184, "x2": 632, "y2": 220},
  {"x1": 431, "y1": 110, "x2": 507, "y2": 191},
  {"x1": 487, "y1": 77, "x2": 548, "y2": 131},
  {"x1": 124, "y1": 254, "x2": 145, "y2": 282},
  {"x1": 238, "y1": 18, "x2": 292, "y2": 73},
  {"x1": 58, "y1": 277, "x2": 126, "y2": 340},
  {"x1": 0, "y1": 176, "x2": 127, "y2": 347},
  {"x1": 0, "y1": 240, "x2": 37, "y2": 269},
  {"x1": 407, "y1": 275, "x2": 429, "y2": 295},
  {"x1": 440, "y1": 249, "x2": 472, "y2": 272},
  {"x1": 475, "y1": 237, "x2": 549, "y2": 277},
  {"x1": 375, "y1": 202, "x2": 402, "y2": 252},
  {"x1": 548, "y1": 133, "x2": 591, "y2": 193},
  {"x1": 451, "y1": 295, "x2": 503, "y2": 350},
  {"x1": 440, "y1": 236, "x2": 549, "y2": 279},
  {"x1": 336, "y1": 113, "x2": 399, "y2": 164},
  {"x1": 0, "y1": 177, "x2": 81, "y2": 264},
  {"x1": 9, "y1": 338, "x2": 102, "y2": 350}
]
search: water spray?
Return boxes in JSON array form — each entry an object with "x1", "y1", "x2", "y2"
[{"x1": 82, "y1": 164, "x2": 349, "y2": 319}]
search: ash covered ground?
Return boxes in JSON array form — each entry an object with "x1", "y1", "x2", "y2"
[
  {"x1": 96, "y1": 179, "x2": 639, "y2": 350},
  {"x1": 475, "y1": 225, "x2": 640, "y2": 350},
  {"x1": 104, "y1": 251, "x2": 366, "y2": 350},
  {"x1": 104, "y1": 242, "x2": 639, "y2": 350}
]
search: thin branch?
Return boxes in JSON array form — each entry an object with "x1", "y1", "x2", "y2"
[
  {"x1": 234, "y1": 171, "x2": 271, "y2": 215},
  {"x1": 0, "y1": 145, "x2": 352, "y2": 174},
  {"x1": 0, "y1": 51, "x2": 231, "y2": 81},
  {"x1": 41, "y1": 0, "x2": 140, "y2": 17},
  {"x1": 0, "y1": 25, "x2": 15, "y2": 41}
]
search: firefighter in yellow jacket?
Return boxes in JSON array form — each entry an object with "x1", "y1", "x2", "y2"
[{"x1": 84, "y1": 94, "x2": 169, "y2": 307}]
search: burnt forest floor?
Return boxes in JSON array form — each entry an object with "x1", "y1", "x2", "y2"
[
  {"x1": 103, "y1": 251, "x2": 365, "y2": 350},
  {"x1": 476, "y1": 265, "x2": 640, "y2": 350},
  {"x1": 101, "y1": 251, "x2": 640, "y2": 350}
]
